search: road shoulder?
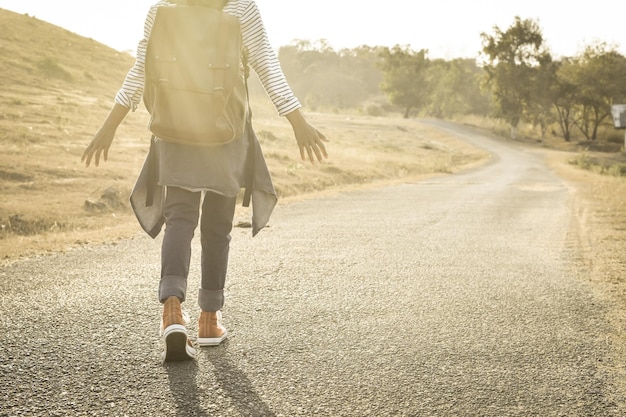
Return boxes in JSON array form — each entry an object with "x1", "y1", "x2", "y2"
[{"x1": 541, "y1": 148, "x2": 626, "y2": 403}]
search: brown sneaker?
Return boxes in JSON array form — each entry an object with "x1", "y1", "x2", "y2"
[
  {"x1": 160, "y1": 296, "x2": 196, "y2": 362},
  {"x1": 197, "y1": 310, "x2": 227, "y2": 347}
]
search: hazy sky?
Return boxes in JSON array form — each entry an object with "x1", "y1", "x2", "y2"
[{"x1": 1, "y1": 0, "x2": 624, "y2": 59}]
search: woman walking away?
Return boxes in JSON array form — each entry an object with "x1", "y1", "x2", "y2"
[{"x1": 82, "y1": 0, "x2": 328, "y2": 363}]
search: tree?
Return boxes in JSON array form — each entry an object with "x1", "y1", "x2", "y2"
[
  {"x1": 480, "y1": 17, "x2": 551, "y2": 138},
  {"x1": 526, "y1": 56, "x2": 557, "y2": 140},
  {"x1": 378, "y1": 45, "x2": 431, "y2": 118},
  {"x1": 277, "y1": 40, "x2": 386, "y2": 110},
  {"x1": 568, "y1": 43, "x2": 626, "y2": 140},
  {"x1": 551, "y1": 58, "x2": 578, "y2": 141},
  {"x1": 428, "y1": 58, "x2": 492, "y2": 118}
]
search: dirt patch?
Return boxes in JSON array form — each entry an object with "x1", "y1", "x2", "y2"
[
  {"x1": 0, "y1": 215, "x2": 65, "y2": 237},
  {"x1": 577, "y1": 140, "x2": 623, "y2": 153},
  {"x1": 0, "y1": 169, "x2": 33, "y2": 182}
]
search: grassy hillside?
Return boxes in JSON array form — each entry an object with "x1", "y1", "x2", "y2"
[
  {"x1": 0, "y1": 8, "x2": 489, "y2": 262},
  {"x1": 0, "y1": 8, "x2": 150, "y2": 257}
]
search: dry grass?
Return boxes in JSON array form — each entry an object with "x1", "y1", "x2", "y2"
[{"x1": 0, "y1": 92, "x2": 489, "y2": 262}]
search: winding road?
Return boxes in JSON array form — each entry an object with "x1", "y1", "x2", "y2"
[{"x1": 1, "y1": 121, "x2": 624, "y2": 416}]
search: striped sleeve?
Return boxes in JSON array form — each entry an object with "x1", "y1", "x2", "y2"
[
  {"x1": 235, "y1": 1, "x2": 301, "y2": 116},
  {"x1": 114, "y1": 2, "x2": 166, "y2": 111}
]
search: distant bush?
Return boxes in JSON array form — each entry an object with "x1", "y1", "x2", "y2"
[
  {"x1": 37, "y1": 57, "x2": 73, "y2": 82},
  {"x1": 360, "y1": 96, "x2": 394, "y2": 117},
  {"x1": 362, "y1": 103, "x2": 385, "y2": 117},
  {"x1": 569, "y1": 152, "x2": 626, "y2": 177},
  {"x1": 607, "y1": 131, "x2": 625, "y2": 145}
]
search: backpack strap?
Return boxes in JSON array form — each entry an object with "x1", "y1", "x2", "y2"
[
  {"x1": 242, "y1": 96, "x2": 254, "y2": 207},
  {"x1": 145, "y1": 135, "x2": 157, "y2": 207}
]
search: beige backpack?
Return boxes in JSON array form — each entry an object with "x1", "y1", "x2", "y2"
[{"x1": 143, "y1": 0, "x2": 248, "y2": 146}]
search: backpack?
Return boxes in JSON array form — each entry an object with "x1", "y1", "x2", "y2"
[{"x1": 143, "y1": 0, "x2": 248, "y2": 146}]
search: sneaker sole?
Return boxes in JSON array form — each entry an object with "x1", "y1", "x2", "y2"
[
  {"x1": 161, "y1": 324, "x2": 196, "y2": 362},
  {"x1": 197, "y1": 332, "x2": 227, "y2": 347}
]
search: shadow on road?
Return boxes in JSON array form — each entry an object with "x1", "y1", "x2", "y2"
[
  {"x1": 165, "y1": 360, "x2": 209, "y2": 417},
  {"x1": 202, "y1": 343, "x2": 277, "y2": 417},
  {"x1": 164, "y1": 342, "x2": 276, "y2": 416}
]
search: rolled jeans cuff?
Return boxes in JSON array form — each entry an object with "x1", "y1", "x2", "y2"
[
  {"x1": 198, "y1": 288, "x2": 225, "y2": 312},
  {"x1": 159, "y1": 275, "x2": 187, "y2": 303}
]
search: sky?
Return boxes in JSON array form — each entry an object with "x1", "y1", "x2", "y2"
[{"x1": 0, "y1": 0, "x2": 624, "y2": 59}]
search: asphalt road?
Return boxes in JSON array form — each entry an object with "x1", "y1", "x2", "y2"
[{"x1": 1, "y1": 121, "x2": 624, "y2": 416}]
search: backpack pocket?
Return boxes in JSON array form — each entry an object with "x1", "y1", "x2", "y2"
[{"x1": 148, "y1": 81, "x2": 245, "y2": 146}]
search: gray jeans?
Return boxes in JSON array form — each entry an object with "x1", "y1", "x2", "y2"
[{"x1": 159, "y1": 186, "x2": 237, "y2": 312}]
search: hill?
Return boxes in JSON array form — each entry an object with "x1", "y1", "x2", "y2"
[
  {"x1": 0, "y1": 8, "x2": 152, "y2": 258},
  {"x1": 0, "y1": 8, "x2": 489, "y2": 262}
]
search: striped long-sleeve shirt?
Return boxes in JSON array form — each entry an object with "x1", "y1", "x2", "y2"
[{"x1": 115, "y1": 0, "x2": 301, "y2": 116}]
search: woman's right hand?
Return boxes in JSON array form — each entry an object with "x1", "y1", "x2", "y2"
[
  {"x1": 81, "y1": 125, "x2": 117, "y2": 167},
  {"x1": 81, "y1": 103, "x2": 130, "y2": 167}
]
